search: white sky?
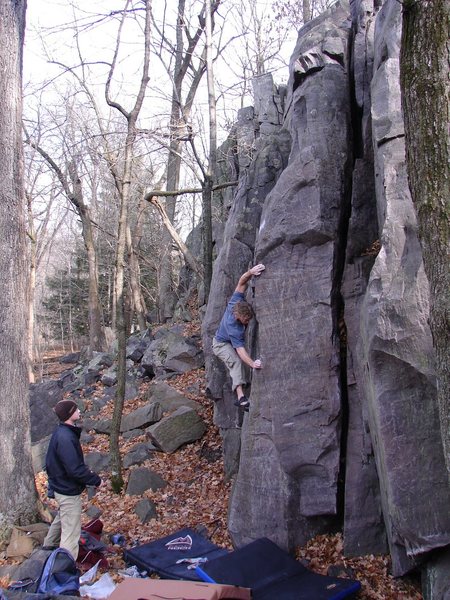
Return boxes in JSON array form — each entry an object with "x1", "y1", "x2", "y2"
[
  {"x1": 22, "y1": 0, "x2": 298, "y2": 240},
  {"x1": 23, "y1": 0, "x2": 296, "y2": 127}
]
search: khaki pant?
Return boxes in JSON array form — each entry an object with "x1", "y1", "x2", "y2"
[
  {"x1": 212, "y1": 337, "x2": 248, "y2": 391},
  {"x1": 43, "y1": 492, "x2": 82, "y2": 560}
]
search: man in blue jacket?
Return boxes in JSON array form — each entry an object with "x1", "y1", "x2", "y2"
[
  {"x1": 212, "y1": 263, "x2": 265, "y2": 410},
  {"x1": 43, "y1": 400, "x2": 101, "y2": 560}
]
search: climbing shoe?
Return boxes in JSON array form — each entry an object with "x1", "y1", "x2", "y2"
[{"x1": 234, "y1": 396, "x2": 250, "y2": 410}]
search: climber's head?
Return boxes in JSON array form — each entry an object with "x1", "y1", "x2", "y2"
[{"x1": 233, "y1": 301, "x2": 254, "y2": 325}]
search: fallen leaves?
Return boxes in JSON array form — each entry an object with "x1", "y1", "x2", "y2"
[{"x1": 1, "y1": 330, "x2": 424, "y2": 599}]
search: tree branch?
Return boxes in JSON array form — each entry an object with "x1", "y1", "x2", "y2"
[
  {"x1": 147, "y1": 195, "x2": 204, "y2": 277},
  {"x1": 144, "y1": 180, "x2": 238, "y2": 200}
]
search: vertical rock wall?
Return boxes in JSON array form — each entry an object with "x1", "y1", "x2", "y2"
[
  {"x1": 358, "y1": 0, "x2": 450, "y2": 576},
  {"x1": 202, "y1": 77, "x2": 291, "y2": 476},
  {"x1": 202, "y1": 0, "x2": 450, "y2": 584},
  {"x1": 228, "y1": 1, "x2": 354, "y2": 549}
]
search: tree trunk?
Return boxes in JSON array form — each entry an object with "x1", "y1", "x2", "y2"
[
  {"x1": 68, "y1": 162, "x2": 107, "y2": 353},
  {"x1": 109, "y1": 0, "x2": 152, "y2": 492},
  {"x1": 158, "y1": 0, "x2": 187, "y2": 322},
  {"x1": 400, "y1": 0, "x2": 450, "y2": 475},
  {"x1": 0, "y1": 0, "x2": 38, "y2": 544},
  {"x1": 126, "y1": 224, "x2": 147, "y2": 332},
  {"x1": 149, "y1": 196, "x2": 203, "y2": 277},
  {"x1": 27, "y1": 145, "x2": 107, "y2": 354},
  {"x1": 303, "y1": 0, "x2": 312, "y2": 22},
  {"x1": 27, "y1": 194, "x2": 36, "y2": 384},
  {"x1": 157, "y1": 0, "x2": 211, "y2": 320},
  {"x1": 203, "y1": 0, "x2": 217, "y2": 300}
]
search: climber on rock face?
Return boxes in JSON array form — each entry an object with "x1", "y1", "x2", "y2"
[{"x1": 212, "y1": 263, "x2": 265, "y2": 411}]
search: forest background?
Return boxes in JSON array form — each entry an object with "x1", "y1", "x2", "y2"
[{"x1": 0, "y1": 0, "x2": 448, "y2": 597}]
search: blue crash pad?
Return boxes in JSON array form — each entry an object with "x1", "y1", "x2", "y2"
[
  {"x1": 196, "y1": 537, "x2": 361, "y2": 600},
  {"x1": 124, "y1": 528, "x2": 229, "y2": 581}
]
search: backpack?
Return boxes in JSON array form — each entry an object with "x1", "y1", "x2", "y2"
[
  {"x1": 7, "y1": 547, "x2": 54, "y2": 593},
  {"x1": 77, "y1": 518, "x2": 109, "y2": 570},
  {"x1": 36, "y1": 547, "x2": 80, "y2": 596}
]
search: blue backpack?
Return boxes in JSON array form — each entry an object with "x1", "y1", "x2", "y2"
[{"x1": 36, "y1": 547, "x2": 80, "y2": 596}]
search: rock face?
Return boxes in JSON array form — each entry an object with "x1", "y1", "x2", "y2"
[{"x1": 202, "y1": 0, "x2": 450, "y2": 583}]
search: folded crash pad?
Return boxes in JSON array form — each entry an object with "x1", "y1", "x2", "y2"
[
  {"x1": 123, "y1": 528, "x2": 229, "y2": 581},
  {"x1": 108, "y1": 578, "x2": 251, "y2": 600},
  {"x1": 196, "y1": 538, "x2": 361, "y2": 600}
]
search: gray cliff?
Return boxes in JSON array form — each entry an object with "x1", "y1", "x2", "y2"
[{"x1": 202, "y1": 0, "x2": 450, "y2": 592}]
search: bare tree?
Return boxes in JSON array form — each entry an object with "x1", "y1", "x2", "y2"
[
  {"x1": 153, "y1": 0, "x2": 220, "y2": 320},
  {"x1": 272, "y1": 0, "x2": 336, "y2": 28},
  {"x1": 103, "y1": 0, "x2": 152, "y2": 492},
  {"x1": 0, "y1": 0, "x2": 38, "y2": 544},
  {"x1": 25, "y1": 173, "x2": 68, "y2": 382},
  {"x1": 400, "y1": 0, "x2": 450, "y2": 475},
  {"x1": 202, "y1": 0, "x2": 217, "y2": 298},
  {"x1": 25, "y1": 129, "x2": 107, "y2": 354}
]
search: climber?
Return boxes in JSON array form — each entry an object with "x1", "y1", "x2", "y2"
[{"x1": 212, "y1": 263, "x2": 265, "y2": 410}]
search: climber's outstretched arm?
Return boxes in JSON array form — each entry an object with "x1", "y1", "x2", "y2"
[{"x1": 235, "y1": 264, "x2": 265, "y2": 293}]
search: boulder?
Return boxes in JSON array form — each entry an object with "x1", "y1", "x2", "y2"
[
  {"x1": 125, "y1": 467, "x2": 167, "y2": 495},
  {"x1": 146, "y1": 407, "x2": 207, "y2": 453},
  {"x1": 58, "y1": 352, "x2": 81, "y2": 364},
  {"x1": 29, "y1": 380, "x2": 63, "y2": 443},
  {"x1": 31, "y1": 436, "x2": 51, "y2": 474},
  {"x1": 147, "y1": 381, "x2": 201, "y2": 412},
  {"x1": 126, "y1": 330, "x2": 153, "y2": 363},
  {"x1": 84, "y1": 451, "x2": 110, "y2": 473},
  {"x1": 83, "y1": 418, "x2": 112, "y2": 435},
  {"x1": 135, "y1": 498, "x2": 158, "y2": 523},
  {"x1": 120, "y1": 403, "x2": 163, "y2": 432},
  {"x1": 123, "y1": 442, "x2": 158, "y2": 468},
  {"x1": 228, "y1": 0, "x2": 353, "y2": 549},
  {"x1": 87, "y1": 352, "x2": 114, "y2": 371},
  {"x1": 141, "y1": 331, "x2": 204, "y2": 375},
  {"x1": 356, "y1": 0, "x2": 450, "y2": 575},
  {"x1": 101, "y1": 367, "x2": 117, "y2": 387}
]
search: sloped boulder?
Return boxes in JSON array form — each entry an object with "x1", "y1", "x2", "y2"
[
  {"x1": 146, "y1": 406, "x2": 206, "y2": 453},
  {"x1": 120, "y1": 403, "x2": 163, "y2": 432},
  {"x1": 125, "y1": 467, "x2": 167, "y2": 495},
  {"x1": 146, "y1": 381, "x2": 201, "y2": 412}
]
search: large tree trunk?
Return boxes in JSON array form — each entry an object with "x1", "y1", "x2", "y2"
[
  {"x1": 400, "y1": 0, "x2": 450, "y2": 475},
  {"x1": 0, "y1": 0, "x2": 39, "y2": 545}
]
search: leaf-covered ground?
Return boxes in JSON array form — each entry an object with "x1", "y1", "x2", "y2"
[{"x1": 1, "y1": 327, "x2": 423, "y2": 599}]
